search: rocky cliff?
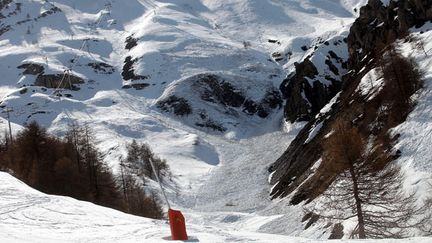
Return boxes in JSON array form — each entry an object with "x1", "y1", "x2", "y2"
[
  {"x1": 270, "y1": 0, "x2": 432, "y2": 204},
  {"x1": 280, "y1": 0, "x2": 432, "y2": 124},
  {"x1": 348, "y1": 0, "x2": 432, "y2": 69},
  {"x1": 279, "y1": 36, "x2": 348, "y2": 123}
]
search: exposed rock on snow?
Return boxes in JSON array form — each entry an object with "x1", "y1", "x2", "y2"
[
  {"x1": 157, "y1": 95, "x2": 192, "y2": 116},
  {"x1": 34, "y1": 73, "x2": 84, "y2": 90},
  {"x1": 348, "y1": 0, "x2": 432, "y2": 69},
  {"x1": 280, "y1": 35, "x2": 348, "y2": 123},
  {"x1": 156, "y1": 73, "x2": 282, "y2": 132},
  {"x1": 17, "y1": 63, "x2": 85, "y2": 90}
]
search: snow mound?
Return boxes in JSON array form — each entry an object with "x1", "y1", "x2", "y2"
[{"x1": 156, "y1": 73, "x2": 282, "y2": 134}]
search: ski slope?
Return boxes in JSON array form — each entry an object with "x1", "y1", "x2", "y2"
[{"x1": 2, "y1": 171, "x2": 432, "y2": 243}]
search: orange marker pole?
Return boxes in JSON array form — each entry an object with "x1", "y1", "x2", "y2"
[{"x1": 148, "y1": 158, "x2": 188, "y2": 241}]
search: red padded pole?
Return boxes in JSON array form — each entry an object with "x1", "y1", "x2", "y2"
[{"x1": 168, "y1": 208, "x2": 188, "y2": 240}]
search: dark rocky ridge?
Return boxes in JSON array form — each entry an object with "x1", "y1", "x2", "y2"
[
  {"x1": 157, "y1": 95, "x2": 192, "y2": 116},
  {"x1": 279, "y1": 0, "x2": 432, "y2": 124},
  {"x1": 18, "y1": 63, "x2": 84, "y2": 90},
  {"x1": 0, "y1": 0, "x2": 13, "y2": 17},
  {"x1": 34, "y1": 74, "x2": 84, "y2": 91},
  {"x1": 121, "y1": 35, "x2": 150, "y2": 90},
  {"x1": 280, "y1": 59, "x2": 342, "y2": 122},
  {"x1": 269, "y1": 0, "x2": 432, "y2": 204},
  {"x1": 348, "y1": 0, "x2": 432, "y2": 69},
  {"x1": 0, "y1": 0, "x2": 61, "y2": 36},
  {"x1": 125, "y1": 36, "x2": 138, "y2": 50},
  {"x1": 195, "y1": 74, "x2": 283, "y2": 119},
  {"x1": 269, "y1": 66, "x2": 371, "y2": 201},
  {"x1": 87, "y1": 62, "x2": 115, "y2": 74},
  {"x1": 279, "y1": 39, "x2": 347, "y2": 123},
  {"x1": 121, "y1": 56, "x2": 149, "y2": 81},
  {"x1": 157, "y1": 74, "x2": 283, "y2": 132}
]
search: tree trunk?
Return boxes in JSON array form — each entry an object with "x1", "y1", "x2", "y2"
[
  {"x1": 73, "y1": 129, "x2": 82, "y2": 173},
  {"x1": 349, "y1": 166, "x2": 366, "y2": 239},
  {"x1": 120, "y1": 165, "x2": 130, "y2": 212}
]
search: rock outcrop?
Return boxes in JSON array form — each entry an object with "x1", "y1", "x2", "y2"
[
  {"x1": 156, "y1": 73, "x2": 283, "y2": 132},
  {"x1": 18, "y1": 63, "x2": 84, "y2": 90},
  {"x1": 1, "y1": 0, "x2": 61, "y2": 36},
  {"x1": 34, "y1": 73, "x2": 84, "y2": 91},
  {"x1": 279, "y1": 36, "x2": 348, "y2": 123},
  {"x1": 280, "y1": 59, "x2": 342, "y2": 122},
  {"x1": 348, "y1": 0, "x2": 432, "y2": 69},
  {"x1": 121, "y1": 56, "x2": 149, "y2": 81},
  {"x1": 279, "y1": 0, "x2": 432, "y2": 124},
  {"x1": 157, "y1": 95, "x2": 192, "y2": 116},
  {"x1": 121, "y1": 35, "x2": 150, "y2": 89}
]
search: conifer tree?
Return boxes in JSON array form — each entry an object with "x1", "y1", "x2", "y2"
[{"x1": 307, "y1": 119, "x2": 429, "y2": 238}]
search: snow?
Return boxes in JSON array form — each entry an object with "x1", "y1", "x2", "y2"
[
  {"x1": 0, "y1": 0, "x2": 431, "y2": 242},
  {"x1": 0, "y1": 172, "x2": 295, "y2": 243},
  {"x1": 316, "y1": 91, "x2": 341, "y2": 118},
  {"x1": 381, "y1": 0, "x2": 392, "y2": 7},
  {"x1": 356, "y1": 68, "x2": 384, "y2": 100},
  {"x1": 0, "y1": 0, "x2": 368, "y2": 201},
  {"x1": 390, "y1": 23, "x2": 432, "y2": 201},
  {"x1": 305, "y1": 121, "x2": 324, "y2": 144},
  {"x1": 2, "y1": 171, "x2": 432, "y2": 243}
]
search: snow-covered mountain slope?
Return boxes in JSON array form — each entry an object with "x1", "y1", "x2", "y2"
[
  {"x1": 7, "y1": 0, "x2": 432, "y2": 241},
  {"x1": 0, "y1": 0, "x2": 367, "y2": 130},
  {"x1": 3, "y1": 171, "x2": 432, "y2": 243},
  {"x1": 268, "y1": 0, "x2": 432, "y2": 236},
  {"x1": 393, "y1": 23, "x2": 432, "y2": 199},
  {"x1": 0, "y1": 0, "x2": 366, "y2": 194},
  {"x1": 269, "y1": 0, "x2": 432, "y2": 201}
]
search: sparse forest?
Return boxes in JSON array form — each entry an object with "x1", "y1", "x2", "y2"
[
  {"x1": 117, "y1": 139, "x2": 173, "y2": 219},
  {"x1": 306, "y1": 119, "x2": 430, "y2": 239},
  {"x1": 379, "y1": 45, "x2": 424, "y2": 109},
  {"x1": 121, "y1": 139, "x2": 171, "y2": 183},
  {"x1": 0, "y1": 121, "x2": 165, "y2": 219}
]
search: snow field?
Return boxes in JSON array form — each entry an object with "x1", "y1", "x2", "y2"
[
  {"x1": 2, "y1": 171, "x2": 432, "y2": 242},
  {"x1": 1, "y1": 0, "x2": 431, "y2": 242}
]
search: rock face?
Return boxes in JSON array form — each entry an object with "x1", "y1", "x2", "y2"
[
  {"x1": 195, "y1": 74, "x2": 283, "y2": 119},
  {"x1": 17, "y1": 63, "x2": 44, "y2": 75},
  {"x1": 34, "y1": 74, "x2": 84, "y2": 91},
  {"x1": 280, "y1": 59, "x2": 342, "y2": 122},
  {"x1": 18, "y1": 63, "x2": 84, "y2": 90},
  {"x1": 121, "y1": 56, "x2": 149, "y2": 81},
  {"x1": 0, "y1": 0, "x2": 13, "y2": 17},
  {"x1": 121, "y1": 34, "x2": 150, "y2": 90},
  {"x1": 279, "y1": 36, "x2": 348, "y2": 123},
  {"x1": 87, "y1": 62, "x2": 115, "y2": 74},
  {"x1": 156, "y1": 73, "x2": 283, "y2": 132},
  {"x1": 199, "y1": 74, "x2": 246, "y2": 108},
  {"x1": 279, "y1": 0, "x2": 432, "y2": 124},
  {"x1": 157, "y1": 95, "x2": 192, "y2": 116},
  {"x1": 348, "y1": 0, "x2": 432, "y2": 69},
  {"x1": 269, "y1": 0, "x2": 432, "y2": 204},
  {"x1": 269, "y1": 66, "x2": 370, "y2": 202},
  {"x1": 125, "y1": 36, "x2": 138, "y2": 50},
  {"x1": 1, "y1": 0, "x2": 61, "y2": 36}
]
